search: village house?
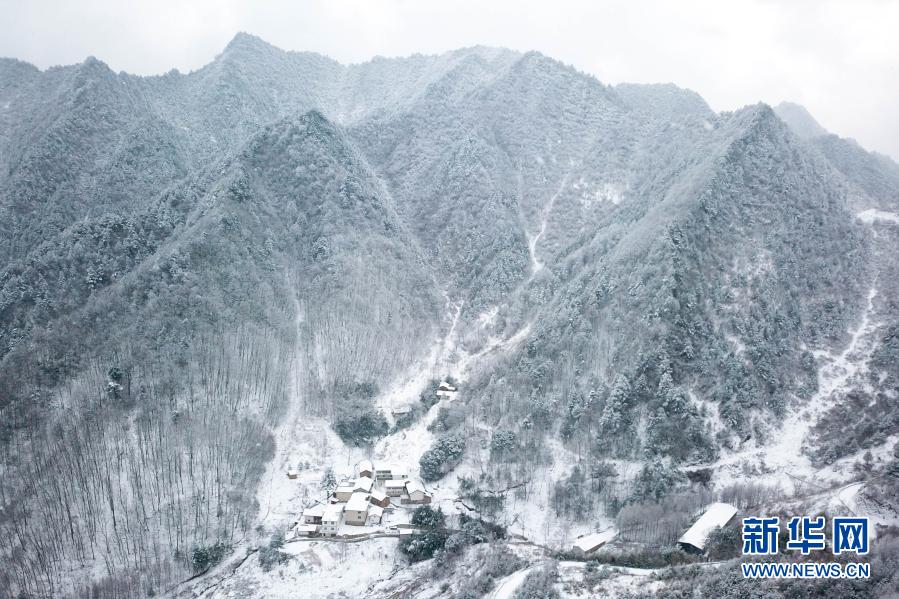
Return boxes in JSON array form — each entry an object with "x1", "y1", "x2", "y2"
[
  {"x1": 573, "y1": 529, "x2": 617, "y2": 556},
  {"x1": 345, "y1": 492, "x2": 370, "y2": 526},
  {"x1": 291, "y1": 523, "x2": 319, "y2": 538},
  {"x1": 353, "y1": 476, "x2": 374, "y2": 494},
  {"x1": 358, "y1": 459, "x2": 374, "y2": 479},
  {"x1": 677, "y1": 502, "x2": 738, "y2": 554},
  {"x1": 321, "y1": 504, "x2": 344, "y2": 536},
  {"x1": 369, "y1": 488, "x2": 391, "y2": 508},
  {"x1": 391, "y1": 406, "x2": 412, "y2": 418},
  {"x1": 367, "y1": 505, "x2": 384, "y2": 526},
  {"x1": 436, "y1": 381, "x2": 457, "y2": 399},
  {"x1": 385, "y1": 479, "x2": 407, "y2": 497},
  {"x1": 302, "y1": 504, "x2": 325, "y2": 525},
  {"x1": 334, "y1": 481, "x2": 356, "y2": 502},
  {"x1": 286, "y1": 468, "x2": 298, "y2": 479},
  {"x1": 403, "y1": 479, "x2": 432, "y2": 504},
  {"x1": 375, "y1": 464, "x2": 408, "y2": 481}
]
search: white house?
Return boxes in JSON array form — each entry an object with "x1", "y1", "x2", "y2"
[
  {"x1": 391, "y1": 406, "x2": 412, "y2": 417},
  {"x1": 321, "y1": 504, "x2": 344, "y2": 536},
  {"x1": 385, "y1": 479, "x2": 407, "y2": 497},
  {"x1": 367, "y1": 505, "x2": 384, "y2": 526},
  {"x1": 375, "y1": 464, "x2": 409, "y2": 481},
  {"x1": 302, "y1": 504, "x2": 325, "y2": 525},
  {"x1": 345, "y1": 492, "x2": 370, "y2": 526},
  {"x1": 436, "y1": 381, "x2": 458, "y2": 399},
  {"x1": 291, "y1": 523, "x2": 319, "y2": 538},
  {"x1": 677, "y1": 502, "x2": 738, "y2": 553},
  {"x1": 573, "y1": 529, "x2": 617, "y2": 555},
  {"x1": 335, "y1": 481, "x2": 356, "y2": 502},
  {"x1": 404, "y1": 479, "x2": 431, "y2": 504},
  {"x1": 353, "y1": 476, "x2": 374, "y2": 494}
]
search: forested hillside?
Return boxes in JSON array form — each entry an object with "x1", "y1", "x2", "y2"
[{"x1": 1, "y1": 34, "x2": 898, "y2": 597}]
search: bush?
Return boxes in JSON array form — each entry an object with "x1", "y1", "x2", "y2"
[
  {"x1": 513, "y1": 562, "x2": 560, "y2": 599},
  {"x1": 334, "y1": 405, "x2": 388, "y2": 446},
  {"x1": 190, "y1": 542, "x2": 231, "y2": 573},
  {"x1": 258, "y1": 533, "x2": 292, "y2": 572}
]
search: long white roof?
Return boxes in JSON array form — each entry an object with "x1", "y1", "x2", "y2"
[
  {"x1": 405, "y1": 479, "x2": 426, "y2": 494},
  {"x1": 322, "y1": 503, "x2": 344, "y2": 521},
  {"x1": 677, "y1": 502, "x2": 738, "y2": 550},
  {"x1": 302, "y1": 504, "x2": 325, "y2": 518},
  {"x1": 574, "y1": 528, "x2": 617, "y2": 552}
]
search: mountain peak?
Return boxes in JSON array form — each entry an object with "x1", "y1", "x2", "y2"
[{"x1": 774, "y1": 101, "x2": 828, "y2": 139}]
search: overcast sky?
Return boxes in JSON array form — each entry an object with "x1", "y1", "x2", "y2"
[{"x1": 2, "y1": 0, "x2": 897, "y2": 159}]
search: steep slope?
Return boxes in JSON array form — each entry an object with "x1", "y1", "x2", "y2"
[{"x1": 0, "y1": 111, "x2": 442, "y2": 597}]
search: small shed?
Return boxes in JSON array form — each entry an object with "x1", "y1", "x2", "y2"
[
  {"x1": 358, "y1": 459, "x2": 374, "y2": 479},
  {"x1": 287, "y1": 468, "x2": 299, "y2": 480},
  {"x1": 291, "y1": 523, "x2": 319, "y2": 538},
  {"x1": 391, "y1": 406, "x2": 413, "y2": 417},
  {"x1": 436, "y1": 381, "x2": 458, "y2": 399},
  {"x1": 369, "y1": 489, "x2": 391, "y2": 508},
  {"x1": 367, "y1": 505, "x2": 384, "y2": 525},
  {"x1": 677, "y1": 502, "x2": 738, "y2": 553},
  {"x1": 573, "y1": 529, "x2": 617, "y2": 555}
]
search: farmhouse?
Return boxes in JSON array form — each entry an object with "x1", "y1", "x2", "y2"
[
  {"x1": 321, "y1": 504, "x2": 344, "y2": 536},
  {"x1": 404, "y1": 479, "x2": 432, "y2": 504},
  {"x1": 291, "y1": 523, "x2": 318, "y2": 538},
  {"x1": 369, "y1": 488, "x2": 391, "y2": 508},
  {"x1": 302, "y1": 504, "x2": 325, "y2": 525},
  {"x1": 376, "y1": 465, "x2": 409, "y2": 481},
  {"x1": 573, "y1": 529, "x2": 617, "y2": 555},
  {"x1": 367, "y1": 505, "x2": 384, "y2": 525},
  {"x1": 385, "y1": 479, "x2": 407, "y2": 496},
  {"x1": 436, "y1": 381, "x2": 458, "y2": 399},
  {"x1": 677, "y1": 502, "x2": 738, "y2": 553},
  {"x1": 358, "y1": 459, "x2": 374, "y2": 479},
  {"x1": 345, "y1": 492, "x2": 370, "y2": 526},
  {"x1": 334, "y1": 481, "x2": 356, "y2": 502},
  {"x1": 353, "y1": 476, "x2": 374, "y2": 494}
]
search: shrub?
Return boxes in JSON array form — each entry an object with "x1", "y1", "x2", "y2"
[
  {"x1": 190, "y1": 542, "x2": 231, "y2": 573},
  {"x1": 258, "y1": 533, "x2": 292, "y2": 571}
]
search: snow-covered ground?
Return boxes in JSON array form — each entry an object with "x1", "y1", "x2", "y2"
[
  {"x1": 856, "y1": 209, "x2": 899, "y2": 225},
  {"x1": 700, "y1": 281, "x2": 883, "y2": 494},
  {"x1": 206, "y1": 538, "x2": 401, "y2": 598}
]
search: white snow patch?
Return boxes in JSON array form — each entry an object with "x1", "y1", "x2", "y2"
[{"x1": 857, "y1": 209, "x2": 899, "y2": 224}]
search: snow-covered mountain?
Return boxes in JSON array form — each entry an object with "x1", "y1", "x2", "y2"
[{"x1": 1, "y1": 34, "x2": 898, "y2": 598}]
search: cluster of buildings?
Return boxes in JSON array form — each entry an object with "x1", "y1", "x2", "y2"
[{"x1": 289, "y1": 460, "x2": 433, "y2": 539}]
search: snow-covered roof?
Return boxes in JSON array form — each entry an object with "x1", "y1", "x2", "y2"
[
  {"x1": 678, "y1": 502, "x2": 738, "y2": 550},
  {"x1": 438, "y1": 381, "x2": 457, "y2": 391},
  {"x1": 370, "y1": 489, "x2": 388, "y2": 501},
  {"x1": 405, "y1": 479, "x2": 426, "y2": 494},
  {"x1": 346, "y1": 492, "x2": 371, "y2": 513},
  {"x1": 335, "y1": 481, "x2": 356, "y2": 492},
  {"x1": 391, "y1": 406, "x2": 412, "y2": 414},
  {"x1": 574, "y1": 529, "x2": 617, "y2": 553},
  {"x1": 385, "y1": 479, "x2": 408, "y2": 488},
  {"x1": 293, "y1": 524, "x2": 318, "y2": 533},
  {"x1": 322, "y1": 503, "x2": 344, "y2": 521},
  {"x1": 302, "y1": 505, "x2": 325, "y2": 518},
  {"x1": 354, "y1": 476, "x2": 374, "y2": 492},
  {"x1": 367, "y1": 505, "x2": 384, "y2": 518}
]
